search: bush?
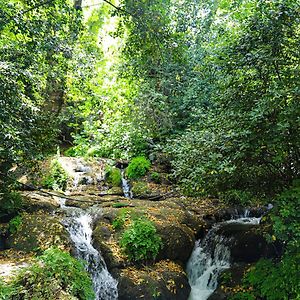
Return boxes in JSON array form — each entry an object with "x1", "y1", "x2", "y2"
[
  {"x1": 271, "y1": 183, "x2": 300, "y2": 251},
  {"x1": 0, "y1": 191, "x2": 23, "y2": 220},
  {"x1": 3, "y1": 247, "x2": 94, "y2": 300},
  {"x1": 150, "y1": 172, "x2": 161, "y2": 184},
  {"x1": 105, "y1": 166, "x2": 122, "y2": 187},
  {"x1": 8, "y1": 215, "x2": 22, "y2": 234},
  {"x1": 120, "y1": 217, "x2": 162, "y2": 262},
  {"x1": 112, "y1": 208, "x2": 130, "y2": 230},
  {"x1": 230, "y1": 254, "x2": 300, "y2": 300},
  {"x1": 126, "y1": 156, "x2": 151, "y2": 179},
  {"x1": 42, "y1": 159, "x2": 68, "y2": 191}
]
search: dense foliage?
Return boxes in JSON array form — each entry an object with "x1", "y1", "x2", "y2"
[
  {"x1": 42, "y1": 159, "x2": 68, "y2": 191},
  {"x1": 0, "y1": 0, "x2": 81, "y2": 217},
  {"x1": 0, "y1": 0, "x2": 299, "y2": 298},
  {"x1": 0, "y1": 247, "x2": 94, "y2": 300}
]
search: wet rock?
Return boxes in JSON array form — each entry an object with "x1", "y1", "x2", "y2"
[
  {"x1": 157, "y1": 224, "x2": 195, "y2": 263},
  {"x1": 217, "y1": 223, "x2": 277, "y2": 263},
  {"x1": 117, "y1": 260, "x2": 190, "y2": 300},
  {"x1": 6, "y1": 211, "x2": 71, "y2": 252}
]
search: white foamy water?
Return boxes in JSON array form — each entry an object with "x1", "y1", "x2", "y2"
[
  {"x1": 121, "y1": 169, "x2": 132, "y2": 198},
  {"x1": 186, "y1": 212, "x2": 261, "y2": 300},
  {"x1": 63, "y1": 208, "x2": 118, "y2": 300}
]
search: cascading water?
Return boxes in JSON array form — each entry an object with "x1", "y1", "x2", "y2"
[
  {"x1": 121, "y1": 169, "x2": 132, "y2": 198},
  {"x1": 62, "y1": 206, "x2": 118, "y2": 300},
  {"x1": 186, "y1": 211, "x2": 261, "y2": 300}
]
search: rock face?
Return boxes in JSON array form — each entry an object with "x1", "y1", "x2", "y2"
[
  {"x1": 6, "y1": 211, "x2": 71, "y2": 252},
  {"x1": 216, "y1": 223, "x2": 278, "y2": 263},
  {"x1": 117, "y1": 261, "x2": 191, "y2": 300}
]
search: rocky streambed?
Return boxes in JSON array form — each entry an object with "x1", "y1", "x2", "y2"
[{"x1": 0, "y1": 157, "x2": 280, "y2": 299}]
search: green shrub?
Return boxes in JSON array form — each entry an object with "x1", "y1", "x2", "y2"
[
  {"x1": 219, "y1": 189, "x2": 255, "y2": 206},
  {"x1": 232, "y1": 255, "x2": 300, "y2": 300},
  {"x1": 150, "y1": 172, "x2": 161, "y2": 184},
  {"x1": 0, "y1": 279, "x2": 13, "y2": 300},
  {"x1": 271, "y1": 183, "x2": 300, "y2": 251},
  {"x1": 126, "y1": 156, "x2": 151, "y2": 179},
  {"x1": 105, "y1": 166, "x2": 122, "y2": 187},
  {"x1": 112, "y1": 209, "x2": 130, "y2": 230},
  {"x1": 131, "y1": 182, "x2": 151, "y2": 197},
  {"x1": 42, "y1": 159, "x2": 68, "y2": 191},
  {"x1": 6, "y1": 247, "x2": 94, "y2": 300},
  {"x1": 8, "y1": 215, "x2": 22, "y2": 234},
  {"x1": 120, "y1": 217, "x2": 162, "y2": 262},
  {"x1": 0, "y1": 191, "x2": 23, "y2": 219}
]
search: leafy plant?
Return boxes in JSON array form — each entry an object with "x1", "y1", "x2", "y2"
[
  {"x1": 5, "y1": 247, "x2": 94, "y2": 300},
  {"x1": 0, "y1": 191, "x2": 23, "y2": 220},
  {"x1": 42, "y1": 159, "x2": 68, "y2": 191},
  {"x1": 126, "y1": 156, "x2": 151, "y2": 180},
  {"x1": 105, "y1": 166, "x2": 122, "y2": 187},
  {"x1": 8, "y1": 215, "x2": 22, "y2": 234},
  {"x1": 112, "y1": 209, "x2": 130, "y2": 230},
  {"x1": 120, "y1": 217, "x2": 162, "y2": 262},
  {"x1": 150, "y1": 172, "x2": 161, "y2": 184},
  {"x1": 230, "y1": 254, "x2": 300, "y2": 300},
  {"x1": 271, "y1": 183, "x2": 300, "y2": 251}
]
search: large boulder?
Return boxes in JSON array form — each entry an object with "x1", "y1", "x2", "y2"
[
  {"x1": 157, "y1": 224, "x2": 195, "y2": 263},
  {"x1": 6, "y1": 211, "x2": 71, "y2": 252},
  {"x1": 217, "y1": 223, "x2": 278, "y2": 263},
  {"x1": 117, "y1": 260, "x2": 190, "y2": 300}
]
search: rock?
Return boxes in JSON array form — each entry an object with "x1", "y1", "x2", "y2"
[
  {"x1": 157, "y1": 224, "x2": 195, "y2": 263},
  {"x1": 21, "y1": 191, "x2": 60, "y2": 212},
  {"x1": 217, "y1": 223, "x2": 278, "y2": 263},
  {"x1": 6, "y1": 211, "x2": 71, "y2": 252},
  {"x1": 117, "y1": 260, "x2": 190, "y2": 300}
]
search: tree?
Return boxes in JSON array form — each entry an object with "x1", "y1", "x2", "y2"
[{"x1": 0, "y1": 0, "x2": 82, "y2": 217}]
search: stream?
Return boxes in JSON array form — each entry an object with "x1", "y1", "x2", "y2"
[
  {"x1": 60, "y1": 200, "x2": 118, "y2": 300},
  {"x1": 186, "y1": 210, "x2": 261, "y2": 300}
]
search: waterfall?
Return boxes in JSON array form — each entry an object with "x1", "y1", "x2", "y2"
[
  {"x1": 186, "y1": 212, "x2": 261, "y2": 300},
  {"x1": 121, "y1": 169, "x2": 132, "y2": 198},
  {"x1": 62, "y1": 206, "x2": 118, "y2": 300}
]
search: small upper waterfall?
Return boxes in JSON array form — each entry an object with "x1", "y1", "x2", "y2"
[
  {"x1": 121, "y1": 169, "x2": 132, "y2": 198},
  {"x1": 62, "y1": 206, "x2": 118, "y2": 300},
  {"x1": 186, "y1": 211, "x2": 261, "y2": 300}
]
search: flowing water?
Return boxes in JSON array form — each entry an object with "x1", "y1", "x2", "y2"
[
  {"x1": 121, "y1": 169, "x2": 132, "y2": 198},
  {"x1": 186, "y1": 211, "x2": 261, "y2": 300},
  {"x1": 61, "y1": 205, "x2": 118, "y2": 300}
]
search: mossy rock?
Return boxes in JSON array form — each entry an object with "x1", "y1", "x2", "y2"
[
  {"x1": 131, "y1": 182, "x2": 151, "y2": 198},
  {"x1": 6, "y1": 211, "x2": 71, "y2": 252},
  {"x1": 117, "y1": 260, "x2": 190, "y2": 300},
  {"x1": 156, "y1": 224, "x2": 195, "y2": 263}
]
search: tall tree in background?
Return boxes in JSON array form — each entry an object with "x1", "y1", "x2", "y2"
[{"x1": 0, "y1": 0, "x2": 82, "y2": 217}]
